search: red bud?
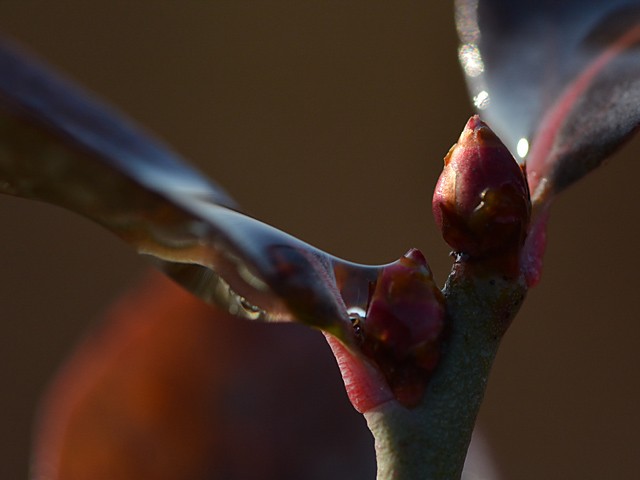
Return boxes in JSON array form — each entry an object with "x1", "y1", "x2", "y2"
[
  {"x1": 432, "y1": 116, "x2": 531, "y2": 259},
  {"x1": 359, "y1": 248, "x2": 446, "y2": 408}
]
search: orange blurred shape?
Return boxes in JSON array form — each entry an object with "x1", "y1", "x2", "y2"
[{"x1": 33, "y1": 273, "x2": 373, "y2": 480}]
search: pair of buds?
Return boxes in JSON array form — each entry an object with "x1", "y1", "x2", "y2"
[{"x1": 334, "y1": 116, "x2": 532, "y2": 410}]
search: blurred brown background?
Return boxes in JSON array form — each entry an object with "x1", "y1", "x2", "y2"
[{"x1": 1, "y1": 1, "x2": 639, "y2": 479}]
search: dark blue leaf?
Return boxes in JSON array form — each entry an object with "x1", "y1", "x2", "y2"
[
  {"x1": 0, "y1": 38, "x2": 386, "y2": 340},
  {"x1": 456, "y1": 0, "x2": 640, "y2": 201}
]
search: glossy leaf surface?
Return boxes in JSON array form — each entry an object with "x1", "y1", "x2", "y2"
[
  {"x1": 456, "y1": 0, "x2": 640, "y2": 201},
  {"x1": 0, "y1": 39, "x2": 396, "y2": 341}
]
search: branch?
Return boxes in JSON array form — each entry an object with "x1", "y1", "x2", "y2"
[{"x1": 365, "y1": 263, "x2": 526, "y2": 479}]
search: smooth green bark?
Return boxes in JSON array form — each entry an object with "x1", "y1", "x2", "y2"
[{"x1": 365, "y1": 262, "x2": 527, "y2": 479}]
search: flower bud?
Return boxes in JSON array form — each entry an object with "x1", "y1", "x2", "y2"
[
  {"x1": 432, "y1": 116, "x2": 531, "y2": 258},
  {"x1": 359, "y1": 248, "x2": 446, "y2": 408}
]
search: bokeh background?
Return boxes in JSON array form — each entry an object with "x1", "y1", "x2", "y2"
[{"x1": 1, "y1": 2, "x2": 639, "y2": 479}]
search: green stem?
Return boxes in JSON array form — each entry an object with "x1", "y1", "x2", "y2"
[{"x1": 364, "y1": 262, "x2": 527, "y2": 479}]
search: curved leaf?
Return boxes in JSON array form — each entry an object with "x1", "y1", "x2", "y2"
[
  {"x1": 0, "y1": 39, "x2": 391, "y2": 341},
  {"x1": 456, "y1": 0, "x2": 640, "y2": 201}
]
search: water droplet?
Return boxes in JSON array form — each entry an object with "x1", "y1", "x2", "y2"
[
  {"x1": 239, "y1": 297, "x2": 264, "y2": 320},
  {"x1": 347, "y1": 307, "x2": 366, "y2": 338},
  {"x1": 347, "y1": 306, "x2": 366, "y2": 319},
  {"x1": 516, "y1": 137, "x2": 529, "y2": 159},
  {"x1": 473, "y1": 90, "x2": 490, "y2": 109},
  {"x1": 459, "y1": 43, "x2": 485, "y2": 77}
]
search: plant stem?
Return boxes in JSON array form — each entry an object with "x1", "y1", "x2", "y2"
[{"x1": 364, "y1": 262, "x2": 527, "y2": 479}]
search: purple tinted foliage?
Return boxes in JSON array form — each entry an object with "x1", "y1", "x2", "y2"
[
  {"x1": 456, "y1": 0, "x2": 640, "y2": 200},
  {"x1": 0, "y1": 38, "x2": 403, "y2": 343}
]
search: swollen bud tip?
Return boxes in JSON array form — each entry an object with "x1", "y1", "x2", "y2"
[
  {"x1": 432, "y1": 115, "x2": 531, "y2": 259},
  {"x1": 326, "y1": 249, "x2": 446, "y2": 412},
  {"x1": 358, "y1": 249, "x2": 446, "y2": 408}
]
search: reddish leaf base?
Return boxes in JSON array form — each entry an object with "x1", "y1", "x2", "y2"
[
  {"x1": 324, "y1": 334, "x2": 394, "y2": 414},
  {"x1": 520, "y1": 207, "x2": 550, "y2": 288},
  {"x1": 327, "y1": 249, "x2": 446, "y2": 412}
]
